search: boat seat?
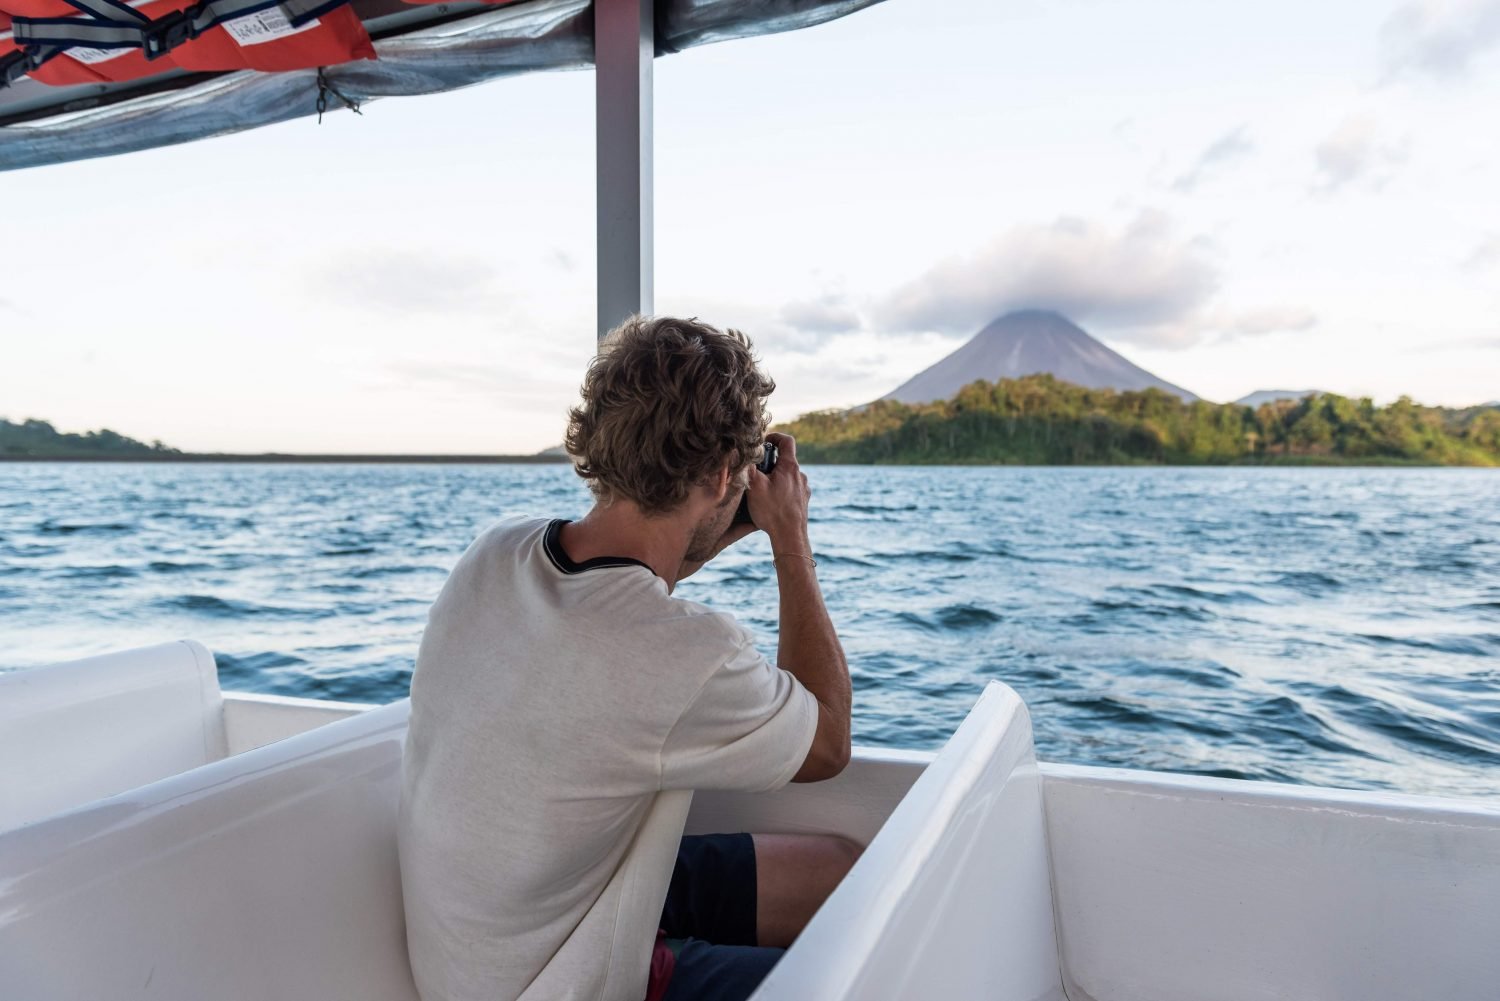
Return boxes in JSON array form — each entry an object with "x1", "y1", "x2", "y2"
[
  {"x1": 0, "y1": 640, "x2": 227, "y2": 832},
  {"x1": 0, "y1": 666, "x2": 937, "y2": 1001},
  {"x1": 751, "y1": 681, "x2": 1067, "y2": 1001},
  {"x1": 0, "y1": 658, "x2": 1062, "y2": 1000},
  {"x1": 0, "y1": 700, "x2": 419, "y2": 1001}
]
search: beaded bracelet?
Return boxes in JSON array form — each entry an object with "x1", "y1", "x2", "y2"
[{"x1": 772, "y1": 552, "x2": 818, "y2": 569}]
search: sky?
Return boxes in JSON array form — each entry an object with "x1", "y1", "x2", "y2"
[{"x1": 2, "y1": 0, "x2": 1498, "y2": 454}]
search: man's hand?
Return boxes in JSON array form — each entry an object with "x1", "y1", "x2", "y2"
[{"x1": 746, "y1": 432, "x2": 811, "y2": 552}]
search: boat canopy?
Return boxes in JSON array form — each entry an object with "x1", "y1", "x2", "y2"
[{"x1": 0, "y1": 0, "x2": 882, "y2": 170}]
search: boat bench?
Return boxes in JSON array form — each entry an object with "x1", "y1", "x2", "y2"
[
  {"x1": 0, "y1": 675, "x2": 1045, "y2": 1001},
  {"x1": 753, "y1": 691, "x2": 1500, "y2": 1001},
  {"x1": 0, "y1": 641, "x2": 371, "y2": 833},
  {"x1": 0, "y1": 700, "x2": 420, "y2": 1001},
  {"x1": 2, "y1": 669, "x2": 1495, "y2": 1001},
  {"x1": 0, "y1": 641, "x2": 226, "y2": 833},
  {"x1": 750, "y1": 683, "x2": 1067, "y2": 1001}
]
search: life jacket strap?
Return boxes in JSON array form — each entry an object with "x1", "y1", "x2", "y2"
[
  {"x1": 11, "y1": 0, "x2": 345, "y2": 66},
  {"x1": 0, "y1": 47, "x2": 42, "y2": 86}
]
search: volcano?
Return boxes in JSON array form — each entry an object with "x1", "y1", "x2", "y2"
[{"x1": 882, "y1": 310, "x2": 1198, "y2": 404}]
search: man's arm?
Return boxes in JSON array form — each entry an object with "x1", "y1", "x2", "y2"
[{"x1": 750, "y1": 433, "x2": 852, "y2": 783}]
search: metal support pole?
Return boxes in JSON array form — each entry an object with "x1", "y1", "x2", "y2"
[{"x1": 594, "y1": 0, "x2": 654, "y2": 344}]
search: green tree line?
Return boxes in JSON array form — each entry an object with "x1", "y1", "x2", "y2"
[
  {"x1": 0, "y1": 418, "x2": 178, "y2": 458},
  {"x1": 775, "y1": 376, "x2": 1500, "y2": 466}
]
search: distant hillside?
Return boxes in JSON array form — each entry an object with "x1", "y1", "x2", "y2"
[
  {"x1": 883, "y1": 310, "x2": 1198, "y2": 404},
  {"x1": 1235, "y1": 389, "x2": 1328, "y2": 408},
  {"x1": 778, "y1": 375, "x2": 1500, "y2": 466},
  {"x1": 0, "y1": 418, "x2": 178, "y2": 458}
]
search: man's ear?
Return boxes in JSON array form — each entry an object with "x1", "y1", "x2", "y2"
[{"x1": 711, "y1": 462, "x2": 732, "y2": 504}]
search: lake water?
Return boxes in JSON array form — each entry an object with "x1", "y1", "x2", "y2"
[{"x1": 2, "y1": 463, "x2": 1496, "y2": 798}]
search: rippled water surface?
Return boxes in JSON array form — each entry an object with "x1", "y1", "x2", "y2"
[{"x1": 2, "y1": 463, "x2": 1497, "y2": 798}]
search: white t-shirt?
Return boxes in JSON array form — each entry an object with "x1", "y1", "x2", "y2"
[{"x1": 398, "y1": 517, "x2": 819, "y2": 1001}]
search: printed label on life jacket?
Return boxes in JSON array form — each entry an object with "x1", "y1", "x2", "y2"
[
  {"x1": 66, "y1": 45, "x2": 131, "y2": 64},
  {"x1": 221, "y1": 6, "x2": 318, "y2": 46}
]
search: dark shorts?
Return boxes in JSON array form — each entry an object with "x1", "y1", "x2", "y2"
[{"x1": 653, "y1": 833, "x2": 784, "y2": 1001}]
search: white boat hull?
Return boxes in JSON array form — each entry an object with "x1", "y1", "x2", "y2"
[{"x1": 2, "y1": 644, "x2": 1497, "y2": 1000}]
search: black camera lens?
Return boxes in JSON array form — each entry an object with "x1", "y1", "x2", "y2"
[{"x1": 733, "y1": 442, "x2": 778, "y2": 525}]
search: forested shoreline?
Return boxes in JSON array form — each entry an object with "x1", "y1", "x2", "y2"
[
  {"x1": 11, "y1": 380, "x2": 1500, "y2": 465},
  {"x1": 776, "y1": 376, "x2": 1500, "y2": 466},
  {"x1": 0, "y1": 419, "x2": 562, "y2": 463},
  {"x1": 1, "y1": 418, "x2": 178, "y2": 458}
]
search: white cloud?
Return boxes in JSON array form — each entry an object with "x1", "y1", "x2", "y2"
[
  {"x1": 865, "y1": 210, "x2": 1320, "y2": 351},
  {"x1": 875, "y1": 210, "x2": 1222, "y2": 345},
  {"x1": 382, "y1": 360, "x2": 556, "y2": 396},
  {"x1": 1173, "y1": 126, "x2": 1255, "y2": 192},
  {"x1": 1419, "y1": 335, "x2": 1500, "y2": 351},
  {"x1": 1098, "y1": 305, "x2": 1319, "y2": 352},
  {"x1": 1463, "y1": 234, "x2": 1500, "y2": 271},
  {"x1": 1217, "y1": 306, "x2": 1319, "y2": 338},
  {"x1": 655, "y1": 294, "x2": 852, "y2": 355},
  {"x1": 1380, "y1": 0, "x2": 1500, "y2": 81},
  {"x1": 778, "y1": 293, "x2": 864, "y2": 335},
  {"x1": 1312, "y1": 117, "x2": 1408, "y2": 194},
  {"x1": 312, "y1": 249, "x2": 506, "y2": 314}
]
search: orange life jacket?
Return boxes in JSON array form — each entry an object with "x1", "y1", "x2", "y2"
[
  {"x1": 1, "y1": 5, "x2": 178, "y2": 84},
  {"x1": 1, "y1": 0, "x2": 372, "y2": 87}
]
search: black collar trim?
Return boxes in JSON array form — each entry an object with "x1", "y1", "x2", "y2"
[{"x1": 543, "y1": 519, "x2": 654, "y2": 575}]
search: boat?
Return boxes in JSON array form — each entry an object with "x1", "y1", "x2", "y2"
[
  {"x1": 3, "y1": 640, "x2": 1497, "y2": 999},
  {"x1": 3, "y1": 1, "x2": 1498, "y2": 998}
]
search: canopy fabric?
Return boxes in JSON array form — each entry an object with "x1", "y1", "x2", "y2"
[{"x1": 0, "y1": 0, "x2": 884, "y2": 171}]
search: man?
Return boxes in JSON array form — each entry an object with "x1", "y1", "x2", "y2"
[{"x1": 398, "y1": 315, "x2": 858, "y2": 1001}]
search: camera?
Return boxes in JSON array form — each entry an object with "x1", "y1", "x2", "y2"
[{"x1": 732, "y1": 441, "x2": 778, "y2": 525}]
